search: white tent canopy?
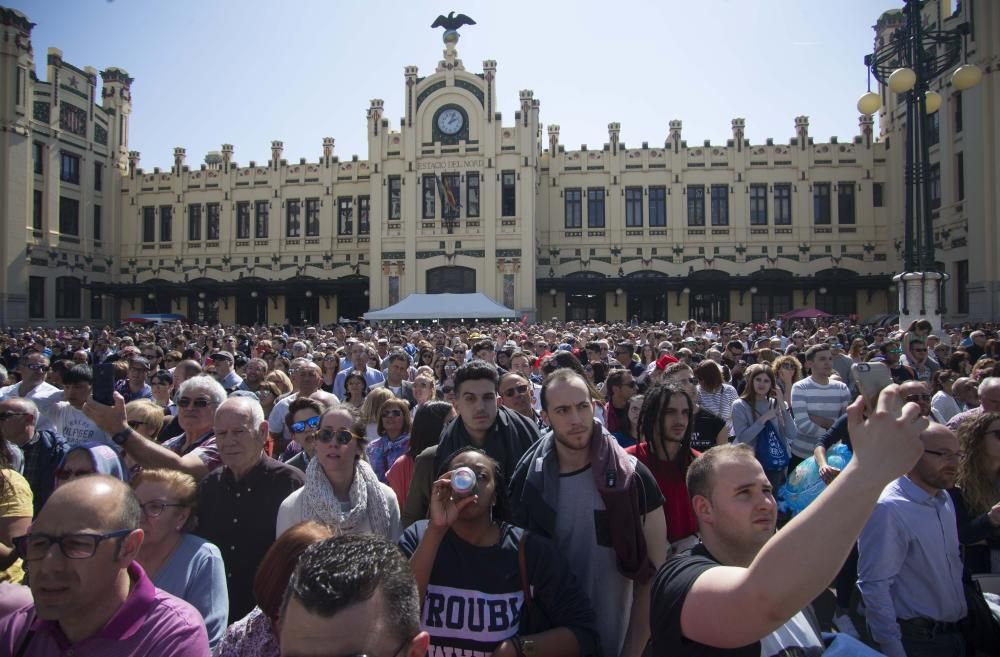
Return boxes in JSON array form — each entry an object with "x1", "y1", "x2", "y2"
[{"x1": 364, "y1": 293, "x2": 517, "y2": 321}]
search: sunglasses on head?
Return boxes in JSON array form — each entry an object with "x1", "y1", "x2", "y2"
[
  {"x1": 290, "y1": 415, "x2": 321, "y2": 433},
  {"x1": 317, "y1": 428, "x2": 357, "y2": 445}
]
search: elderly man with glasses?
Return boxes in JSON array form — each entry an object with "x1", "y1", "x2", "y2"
[
  {"x1": 0, "y1": 397, "x2": 69, "y2": 515},
  {"x1": 0, "y1": 476, "x2": 210, "y2": 656},
  {"x1": 85, "y1": 375, "x2": 226, "y2": 481},
  {"x1": 0, "y1": 350, "x2": 63, "y2": 433},
  {"x1": 195, "y1": 396, "x2": 303, "y2": 623}
]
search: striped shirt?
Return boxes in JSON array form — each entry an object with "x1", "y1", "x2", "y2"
[{"x1": 790, "y1": 377, "x2": 851, "y2": 458}]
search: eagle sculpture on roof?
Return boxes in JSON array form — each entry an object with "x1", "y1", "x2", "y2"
[{"x1": 431, "y1": 12, "x2": 476, "y2": 45}]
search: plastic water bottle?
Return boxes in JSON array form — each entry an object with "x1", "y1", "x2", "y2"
[{"x1": 450, "y1": 466, "x2": 478, "y2": 499}]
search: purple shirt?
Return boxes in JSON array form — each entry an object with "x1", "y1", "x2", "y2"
[
  {"x1": 0, "y1": 562, "x2": 210, "y2": 657},
  {"x1": 163, "y1": 431, "x2": 221, "y2": 474}
]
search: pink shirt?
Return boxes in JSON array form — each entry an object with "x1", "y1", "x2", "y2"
[{"x1": 0, "y1": 562, "x2": 210, "y2": 657}]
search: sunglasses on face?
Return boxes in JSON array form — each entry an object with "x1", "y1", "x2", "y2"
[
  {"x1": 54, "y1": 467, "x2": 94, "y2": 481},
  {"x1": 25, "y1": 363, "x2": 49, "y2": 372},
  {"x1": 290, "y1": 415, "x2": 321, "y2": 434},
  {"x1": 502, "y1": 384, "x2": 530, "y2": 397},
  {"x1": 0, "y1": 411, "x2": 29, "y2": 421},
  {"x1": 381, "y1": 409, "x2": 403, "y2": 418},
  {"x1": 177, "y1": 397, "x2": 215, "y2": 409},
  {"x1": 317, "y1": 428, "x2": 357, "y2": 445}
]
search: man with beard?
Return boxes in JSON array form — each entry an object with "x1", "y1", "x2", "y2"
[
  {"x1": 238, "y1": 357, "x2": 268, "y2": 393},
  {"x1": 647, "y1": 386, "x2": 930, "y2": 657},
  {"x1": 857, "y1": 424, "x2": 968, "y2": 657},
  {"x1": 662, "y1": 363, "x2": 727, "y2": 452}
]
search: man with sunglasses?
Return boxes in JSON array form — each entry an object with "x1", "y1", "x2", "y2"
[
  {"x1": 0, "y1": 476, "x2": 210, "y2": 656},
  {"x1": 0, "y1": 350, "x2": 63, "y2": 433},
  {"x1": 900, "y1": 338, "x2": 939, "y2": 384},
  {"x1": 880, "y1": 341, "x2": 917, "y2": 384},
  {"x1": 279, "y1": 534, "x2": 429, "y2": 657},
  {"x1": 857, "y1": 423, "x2": 968, "y2": 657},
  {"x1": 196, "y1": 396, "x2": 303, "y2": 622},
  {"x1": 497, "y1": 371, "x2": 545, "y2": 430}
]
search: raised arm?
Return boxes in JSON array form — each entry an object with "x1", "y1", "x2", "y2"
[{"x1": 678, "y1": 386, "x2": 927, "y2": 649}]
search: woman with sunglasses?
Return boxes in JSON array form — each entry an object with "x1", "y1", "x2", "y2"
[
  {"x1": 53, "y1": 443, "x2": 126, "y2": 489},
  {"x1": 125, "y1": 399, "x2": 167, "y2": 442},
  {"x1": 387, "y1": 401, "x2": 455, "y2": 508},
  {"x1": 367, "y1": 398, "x2": 412, "y2": 483},
  {"x1": 951, "y1": 411, "x2": 1000, "y2": 575},
  {"x1": 320, "y1": 351, "x2": 340, "y2": 394},
  {"x1": 255, "y1": 381, "x2": 281, "y2": 419},
  {"x1": 131, "y1": 468, "x2": 229, "y2": 650},
  {"x1": 400, "y1": 447, "x2": 599, "y2": 657},
  {"x1": 771, "y1": 354, "x2": 802, "y2": 412},
  {"x1": 284, "y1": 397, "x2": 329, "y2": 473},
  {"x1": 276, "y1": 404, "x2": 400, "y2": 541},
  {"x1": 150, "y1": 370, "x2": 174, "y2": 415}
]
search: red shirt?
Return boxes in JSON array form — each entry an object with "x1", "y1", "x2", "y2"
[{"x1": 626, "y1": 442, "x2": 699, "y2": 544}]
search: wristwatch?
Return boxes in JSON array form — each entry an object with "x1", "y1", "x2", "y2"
[
  {"x1": 511, "y1": 636, "x2": 535, "y2": 657},
  {"x1": 112, "y1": 428, "x2": 132, "y2": 446}
]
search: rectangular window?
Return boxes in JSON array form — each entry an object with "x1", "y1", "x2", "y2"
[
  {"x1": 589, "y1": 188, "x2": 607, "y2": 228},
  {"x1": 143, "y1": 206, "x2": 156, "y2": 242},
  {"x1": 59, "y1": 196, "x2": 79, "y2": 236},
  {"x1": 388, "y1": 176, "x2": 402, "y2": 220},
  {"x1": 29, "y1": 276, "x2": 45, "y2": 319},
  {"x1": 466, "y1": 173, "x2": 480, "y2": 218},
  {"x1": 286, "y1": 199, "x2": 300, "y2": 237},
  {"x1": 930, "y1": 164, "x2": 941, "y2": 209},
  {"x1": 93, "y1": 162, "x2": 103, "y2": 191},
  {"x1": 33, "y1": 142, "x2": 43, "y2": 175},
  {"x1": 687, "y1": 185, "x2": 705, "y2": 226},
  {"x1": 254, "y1": 200, "x2": 269, "y2": 238},
  {"x1": 774, "y1": 183, "x2": 792, "y2": 225},
  {"x1": 422, "y1": 175, "x2": 436, "y2": 219},
  {"x1": 710, "y1": 185, "x2": 729, "y2": 226},
  {"x1": 33, "y1": 190, "x2": 43, "y2": 230},
  {"x1": 953, "y1": 91, "x2": 963, "y2": 133},
  {"x1": 441, "y1": 173, "x2": 461, "y2": 219},
  {"x1": 159, "y1": 205, "x2": 173, "y2": 242},
  {"x1": 926, "y1": 112, "x2": 940, "y2": 147},
  {"x1": 625, "y1": 187, "x2": 643, "y2": 227},
  {"x1": 338, "y1": 197, "x2": 353, "y2": 235},
  {"x1": 955, "y1": 152, "x2": 964, "y2": 201},
  {"x1": 873, "y1": 182, "x2": 884, "y2": 207},
  {"x1": 93, "y1": 204, "x2": 101, "y2": 241},
  {"x1": 813, "y1": 183, "x2": 831, "y2": 224},
  {"x1": 188, "y1": 204, "x2": 202, "y2": 241},
  {"x1": 236, "y1": 201, "x2": 250, "y2": 239},
  {"x1": 501, "y1": 170, "x2": 516, "y2": 217},
  {"x1": 305, "y1": 198, "x2": 320, "y2": 237},
  {"x1": 55, "y1": 277, "x2": 81, "y2": 319},
  {"x1": 648, "y1": 186, "x2": 666, "y2": 227},
  {"x1": 956, "y1": 260, "x2": 969, "y2": 314},
  {"x1": 60, "y1": 152, "x2": 80, "y2": 184},
  {"x1": 750, "y1": 184, "x2": 768, "y2": 225},
  {"x1": 207, "y1": 203, "x2": 220, "y2": 240},
  {"x1": 358, "y1": 196, "x2": 370, "y2": 235},
  {"x1": 564, "y1": 188, "x2": 582, "y2": 228},
  {"x1": 838, "y1": 183, "x2": 856, "y2": 224}
]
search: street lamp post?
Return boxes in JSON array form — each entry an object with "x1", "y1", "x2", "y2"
[{"x1": 860, "y1": 0, "x2": 979, "y2": 331}]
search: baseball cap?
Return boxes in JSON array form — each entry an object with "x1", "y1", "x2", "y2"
[{"x1": 655, "y1": 354, "x2": 679, "y2": 370}]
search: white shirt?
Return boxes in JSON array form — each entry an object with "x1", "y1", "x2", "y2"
[{"x1": 51, "y1": 401, "x2": 116, "y2": 451}]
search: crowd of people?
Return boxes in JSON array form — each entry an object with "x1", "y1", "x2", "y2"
[{"x1": 0, "y1": 315, "x2": 998, "y2": 657}]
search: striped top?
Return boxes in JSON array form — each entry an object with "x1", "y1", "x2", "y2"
[{"x1": 790, "y1": 377, "x2": 851, "y2": 458}]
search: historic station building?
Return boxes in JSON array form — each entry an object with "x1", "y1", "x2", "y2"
[{"x1": 1, "y1": 2, "x2": 997, "y2": 326}]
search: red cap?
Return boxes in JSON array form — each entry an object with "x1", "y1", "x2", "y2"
[{"x1": 655, "y1": 354, "x2": 679, "y2": 370}]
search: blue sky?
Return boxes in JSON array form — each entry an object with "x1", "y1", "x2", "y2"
[{"x1": 14, "y1": 0, "x2": 893, "y2": 169}]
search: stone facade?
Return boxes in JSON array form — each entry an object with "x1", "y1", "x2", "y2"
[{"x1": 0, "y1": 3, "x2": 994, "y2": 327}]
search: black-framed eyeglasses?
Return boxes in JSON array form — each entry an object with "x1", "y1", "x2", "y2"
[
  {"x1": 290, "y1": 415, "x2": 321, "y2": 434},
  {"x1": 140, "y1": 500, "x2": 186, "y2": 517},
  {"x1": 502, "y1": 384, "x2": 530, "y2": 397},
  {"x1": 317, "y1": 429, "x2": 357, "y2": 445},
  {"x1": 13, "y1": 529, "x2": 133, "y2": 561},
  {"x1": 923, "y1": 449, "x2": 964, "y2": 461},
  {"x1": 177, "y1": 397, "x2": 215, "y2": 409}
]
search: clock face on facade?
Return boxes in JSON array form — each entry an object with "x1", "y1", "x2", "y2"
[{"x1": 436, "y1": 108, "x2": 464, "y2": 135}]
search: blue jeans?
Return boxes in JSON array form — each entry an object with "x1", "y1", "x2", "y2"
[{"x1": 898, "y1": 622, "x2": 965, "y2": 657}]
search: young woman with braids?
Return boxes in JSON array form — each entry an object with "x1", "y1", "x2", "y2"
[
  {"x1": 625, "y1": 382, "x2": 700, "y2": 553},
  {"x1": 949, "y1": 411, "x2": 1000, "y2": 574}
]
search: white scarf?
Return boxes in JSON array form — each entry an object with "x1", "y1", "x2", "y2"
[{"x1": 301, "y1": 457, "x2": 391, "y2": 537}]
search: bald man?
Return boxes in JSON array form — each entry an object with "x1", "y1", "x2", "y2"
[{"x1": 0, "y1": 476, "x2": 210, "y2": 656}]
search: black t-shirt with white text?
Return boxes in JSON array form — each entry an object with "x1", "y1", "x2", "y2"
[{"x1": 689, "y1": 410, "x2": 727, "y2": 453}]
